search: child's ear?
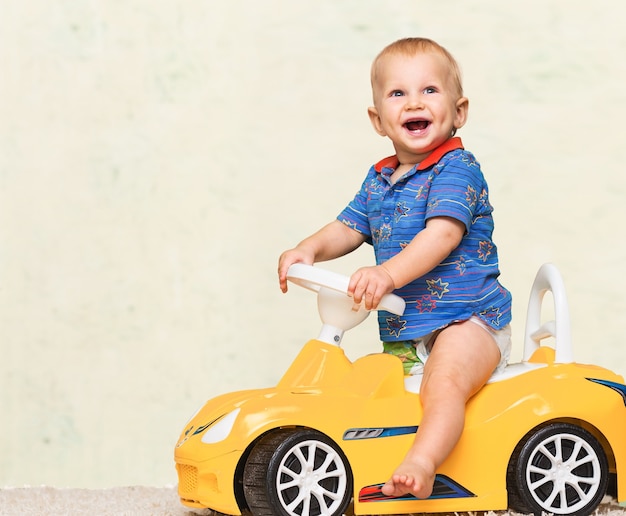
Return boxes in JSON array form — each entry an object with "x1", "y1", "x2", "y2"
[
  {"x1": 368, "y1": 106, "x2": 387, "y2": 136},
  {"x1": 454, "y1": 97, "x2": 469, "y2": 130}
]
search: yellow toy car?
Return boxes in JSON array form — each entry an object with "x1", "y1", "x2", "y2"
[{"x1": 174, "y1": 263, "x2": 626, "y2": 516}]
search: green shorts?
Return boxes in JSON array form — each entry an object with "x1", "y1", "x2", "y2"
[{"x1": 383, "y1": 340, "x2": 425, "y2": 375}]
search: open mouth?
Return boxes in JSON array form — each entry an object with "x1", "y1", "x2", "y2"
[{"x1": 404, "y1": 120, "x2": 430, "y2": 132}]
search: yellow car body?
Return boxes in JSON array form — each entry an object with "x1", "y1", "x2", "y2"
[
  {"x1": 174, "y1": 264, "x2": 626, "y2": 515},
  {"x1": 175, "y1": 339, "x2": 626, "y2": 515}
]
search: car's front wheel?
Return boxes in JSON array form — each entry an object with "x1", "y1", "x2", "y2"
[
  {"x1": 243, "y1": 428, "x2": 353, "y2": 516},
  {"x1": 507, "y1": 423, "x2": 609, "y2": 516}
]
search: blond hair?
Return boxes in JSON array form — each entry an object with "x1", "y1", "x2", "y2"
[{"x1": 371, "y1": 37, "x2": 464, "y2": 98}]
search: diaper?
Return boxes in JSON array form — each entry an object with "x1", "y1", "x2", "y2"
[{"x1": 383, "y1": 317, "x2": 511, "y2": 376}]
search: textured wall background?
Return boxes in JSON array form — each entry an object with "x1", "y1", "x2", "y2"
[{"x1": 1, "y1": 0, "x2": 625, "y2": 488}]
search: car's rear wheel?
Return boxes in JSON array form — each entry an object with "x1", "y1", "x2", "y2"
[
  {"x1": 507, "y1": 423, "x2": 608, "y2": 516},
  {"x1": 243, "y1": 428, "x2": 353, "y2": 516}
]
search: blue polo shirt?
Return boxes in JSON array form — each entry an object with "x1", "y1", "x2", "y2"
[{"x1": 338, "y1": 137, "x2": 512, "y2": 341}]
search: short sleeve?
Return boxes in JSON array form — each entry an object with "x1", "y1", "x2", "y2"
[
  {"x1": 425, "y1": 151, "x2": 487, "y2": 232},
  {"x1": 336, "y1": 168, "x2": 377, "y2": 240}
]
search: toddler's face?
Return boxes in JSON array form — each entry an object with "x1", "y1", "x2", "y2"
[{"x1": 368, "y1": 52, "x2": 468, "y2": 165}]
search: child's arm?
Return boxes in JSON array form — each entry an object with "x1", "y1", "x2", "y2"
[
  {"x1": 349, "y1": 216, "x2": 465, "y2": 309},
  {"x1": 278, "y1": 220, "x2": 367, "y2": 293}
]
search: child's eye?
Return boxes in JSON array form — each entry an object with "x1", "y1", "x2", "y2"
[
  {"x1": 423, "y1": 87, "x2": 437, "y2": 94},
  {"x1": 390, "y1": 90, "x2": 404, "y2": 97}
]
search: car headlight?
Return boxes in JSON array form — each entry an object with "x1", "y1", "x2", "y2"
[{"x1": 201, "y1": 408, "x2": 241, "y2": 444}]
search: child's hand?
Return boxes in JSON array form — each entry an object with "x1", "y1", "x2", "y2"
[
  {"x1": 278, "y1": 220, "x2": 368, "y2": 294},
  {"x1": 277, "y1": 248, "x2": 315, "y2": 293},
  {"x1": 348, "y1": 265, "x2": 396, "y2": 311}
]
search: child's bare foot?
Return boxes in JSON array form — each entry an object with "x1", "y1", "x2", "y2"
[{"x1": 381, "y1": 457, "x2": 435, "y2": 499}]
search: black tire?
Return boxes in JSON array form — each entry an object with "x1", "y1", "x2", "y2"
[
  {"x1": 242, "y1": 428, "x2": 353, "y2": 516},
  {"x1": 507, "y1": 423, "x2": 608, "y2": 516}
]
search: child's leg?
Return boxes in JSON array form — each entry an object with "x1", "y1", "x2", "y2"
[{"x1": 381, "y1": 320, "x2": 501, "y2": 499}]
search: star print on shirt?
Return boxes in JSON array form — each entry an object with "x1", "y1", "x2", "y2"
[
  {"x1": 465, "y1": 185, "x2": 477, "y2": 209},
  {"x1": 394, "y1": 201, "x2": 410, "y2": 223},
  {"x1": 479, "y1": 188, "x2": 490, "y2": 209},
  {"x1": 372, "y1": 223, "x2": 392, "y2": 244},
  {"x1": 461, "y1": 153, "x2": 479, "y2": 168},
  {"x1": 338, "y1": 218, "x2": 358, "y2": 232},
  {"x1": 455, "y1": 256, "x2": 467, "y2": 275},
  {"x1": 478, "y1": 306, "x2": 503, "y2": 327},
  {"x1": 415, "y1": 184, "x2": 427, "y2": 200},
  {"x1": 426, "y1": 278, "x2": 450, "y2": 299},
  {"x1": 416, "y1": 173, "x2": 434, "y2": 200},
  {"x1": 370, "y1": 177, "x2": 384, "y2": 191},
  {"x1": 427, "y1": 199, "x2": 440, "y2": 211},
  {"x1": 386, "y1": 316, "x2": 407, "y2": 338},
  {"x1": 477, "y1": 241, "x2": 493, "y2": 262},
  {"x1": 416, "y1": 295, "x2": 436, "y2": 313}
]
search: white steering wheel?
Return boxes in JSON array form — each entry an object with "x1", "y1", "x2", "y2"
[{"x1": 286, "y1": 263, "x2": 405, "y2": 345}]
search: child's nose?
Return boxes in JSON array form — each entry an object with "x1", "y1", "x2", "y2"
[{"x1": 405, "y1": 94, "x2": 424, "y2": 110}]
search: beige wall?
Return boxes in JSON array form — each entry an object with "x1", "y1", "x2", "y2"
[{"x1": 2, "y1": 0, "x2": 625, "y2": 488}]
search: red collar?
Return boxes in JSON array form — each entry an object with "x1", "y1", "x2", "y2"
[{"x1": 374, "y1": 137, "x2": 464, "y2": 173}]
